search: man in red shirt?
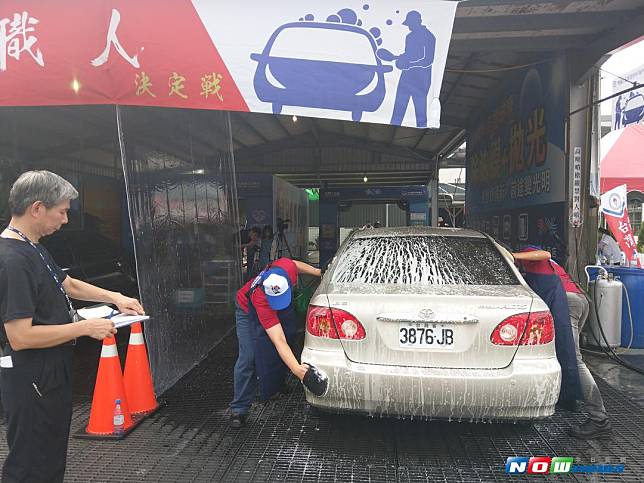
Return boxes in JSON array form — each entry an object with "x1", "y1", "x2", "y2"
[
  {"x1": 514, "y1": 247, "x2": 611, "y2": 439},
  {"x1": 230, "y1": 257, "x2": 321, "y2": 428}
]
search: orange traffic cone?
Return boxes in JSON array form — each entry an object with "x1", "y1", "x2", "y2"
[
  {"x1": 86, "y1": 336, "x2": 134, "y2": 435},
  {"x1": 123, "y1": 322, "x2": 158, "y2": 415}
]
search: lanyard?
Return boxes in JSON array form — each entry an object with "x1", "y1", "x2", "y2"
[{"x1": 6, "y1": 226, "x2": 74, "y2": 312}]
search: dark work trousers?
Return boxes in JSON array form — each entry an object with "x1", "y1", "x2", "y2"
[
  {"x1": 249, "y1": 298, "x2": 297, "y2": 401},
  {"x1": 1, "y1": 346, "x2": 73, "y2": 483},
  {"x1": 523, "y1": 273, "x2": 583, "y2": 403}
]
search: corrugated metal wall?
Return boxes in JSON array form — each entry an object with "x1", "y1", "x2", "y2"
[{"x1": 309, "y1": 201, "x2": 406, "y2": 227}]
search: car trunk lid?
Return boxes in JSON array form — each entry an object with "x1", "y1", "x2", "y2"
[{"x1": 325, "y1": 285, "x2": 535, "y2": 369}]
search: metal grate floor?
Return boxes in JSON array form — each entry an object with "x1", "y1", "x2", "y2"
[{"x1": 1, "y1": 333, "x2": 642, "y2": 482}]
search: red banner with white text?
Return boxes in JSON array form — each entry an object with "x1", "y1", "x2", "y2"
[{"x1": 600, "y1": 184, "x2": 641, "y2": 268}]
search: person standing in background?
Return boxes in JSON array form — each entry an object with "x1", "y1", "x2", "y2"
[
  {"x1": 597, "y1": 227, "x2": 622, "y2": 265},
  {"x1": 241, "y1": 227, "x2": 261, "y2": 281},
  {"x1": 259, "y1": 225, "x2": 275, "y2": 268}
]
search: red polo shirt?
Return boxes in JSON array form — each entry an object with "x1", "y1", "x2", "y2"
[
  {"x1": 517, "y1": 247, "x2": 582, "y2": 294},
  {"x1": 550, "y1": 260, "x2": 582, "y2": 294},
  {"x1": 236, "y1": 257, "x2": 298, "y2": 329}
]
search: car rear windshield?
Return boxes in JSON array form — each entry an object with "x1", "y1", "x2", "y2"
[{"x1": 331, "y1": 236, "x2": 518, "y2": 285}]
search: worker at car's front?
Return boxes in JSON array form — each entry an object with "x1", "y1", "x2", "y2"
[{"x1": 229, "y1": 257, "x2": 321, "y2": 428}]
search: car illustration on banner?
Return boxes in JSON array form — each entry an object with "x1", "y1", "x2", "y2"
[
  {"x1": 250, "y1": 21, "x2": 393, "y2": 121},
  {"x1": 622, "y1": 93, "x2": 644, "y2": 126}
]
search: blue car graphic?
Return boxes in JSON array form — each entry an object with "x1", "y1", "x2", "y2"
[
  {"x1": 251, "y1": 21, "x2": 393, "y2": 121},
  {"x1": 622, "y1": 93, "x2": 644, "y2": 126}
]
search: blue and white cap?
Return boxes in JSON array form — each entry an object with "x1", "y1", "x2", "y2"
[{"x1": 262, "y1": 268, "x2": 292, "y2": 310}]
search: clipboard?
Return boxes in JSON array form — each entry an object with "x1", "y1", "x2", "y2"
[
  {"x1": 111, "y1": 314, "x2": 150, "y2": 329},
  {"x1": 76, "y1": 305, "x2": 149, "y2": 329}
]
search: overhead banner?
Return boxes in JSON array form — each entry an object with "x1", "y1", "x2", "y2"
[
  {"x1": 611, "y1": 64, "x2": 644, "y2": 131},
  {"x1": 600, "y1": 184, "x2": 641, "y2": 268},
  {"x1": 0, "y1": 0, "x2": 456, "y2": 128}
]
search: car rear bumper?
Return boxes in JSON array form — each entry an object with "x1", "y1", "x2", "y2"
[{"x1": 301, "y1": 347, "x2": 561, "y2": 420}]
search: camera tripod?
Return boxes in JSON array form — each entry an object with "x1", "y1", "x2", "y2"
[{"x1": 275, "y1": 227, "x2": 293, "y2": 259}]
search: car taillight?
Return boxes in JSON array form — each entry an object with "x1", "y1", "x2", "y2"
[
  {"x1": 306, "y1": 305, "x2": 366, "y2": 340},
  {"x1": 490, "y1": 311, "x2": 554, "y2": 345}
]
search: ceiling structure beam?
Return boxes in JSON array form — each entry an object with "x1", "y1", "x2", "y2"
[
  {"x1": 279, "y1": 170, "x2": 434, "y2": 178},
  {"x1": 442, "y1": 53, "x2": 480, "y2": 112},
  {"x1": 453, "y1": 11, "x2": 630, "y2": 34},
  {"x1": 442, "y1": 81, "x2": 492, "y2": 92},
  {"x1": 232, "y1": 113, "x2": 269, "y2": 144},
  {"x1": 272, "y1": 116, "x2": 293, "y2": 138},
  {"x1": 570, "y1": 9, "x2": 644, "y2": 83},
  {"x1": 31, "y1": 134, "x2": 113, "y2": 161},
  {"x1": 444, "y1": 71, "x2": 501, "y2": 82},
  {"x1": 456, "y1": 0, "x2": 596, "y2": 7},
  {"x1": 439, "y1": 114, "x2": 468, "y2": 129},
  {"x1": 450, "y1": 35, "x2": 590, "y2": 53},
  {"x1": 277, "y1": 177, "x2": 432, "y2": 188},
  {"x1": 235, "y1": 131, "x2": 435, "y2": 162},
  {"x1": 436, "y1": 129, "x2": 467, "y2": 161},
  {"x1": 412, "y1": 129, "x2": 429, "y2": 150},
  {"x1": 236, "y1": 154, "x2": 435, "y2": 174}
]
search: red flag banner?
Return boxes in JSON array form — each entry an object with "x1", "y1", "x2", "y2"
[{"x1": 600, "y1": 184, "x2": 641, "y2": 268}]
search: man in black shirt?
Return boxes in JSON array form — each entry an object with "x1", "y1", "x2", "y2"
[{"x1": 0, "y1": 171, "x2": 145, "y2": 483}]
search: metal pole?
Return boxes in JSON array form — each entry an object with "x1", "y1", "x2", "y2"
[
  {"x1": 569, "y1": 83, "x2": 642, "y2": 118},
  {"x1": 430, "y1": 178, "x2": 439, "y2": 227}
]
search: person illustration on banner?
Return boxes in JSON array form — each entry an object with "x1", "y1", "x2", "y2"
[
  {"x1": 614, "y1": 95, "x2": 624, "y2": 130},
  {"x1": 376, "y1": 10, "x2": 435, "y2": 127}
]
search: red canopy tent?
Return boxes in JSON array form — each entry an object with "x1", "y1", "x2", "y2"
[{"x1": 600, "y1": 123, "x2": 644, "y2": 193}]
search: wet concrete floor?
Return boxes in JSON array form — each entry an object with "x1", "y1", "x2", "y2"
[{"x1": 0, "y1": 332, "x2": 643, "y2": 482}]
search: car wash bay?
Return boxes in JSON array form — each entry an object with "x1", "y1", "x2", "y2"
[{"x1": 2, "y1": 0, "x2": 644, "y2": 480}]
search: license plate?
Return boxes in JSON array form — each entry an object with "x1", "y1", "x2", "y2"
[{"x1": 399, "y1": 323, "x2": 454, "y2": 348}]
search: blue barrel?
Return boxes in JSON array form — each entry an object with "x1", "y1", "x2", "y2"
[
  {"x1": 606, "y1": 267, "x2": 644, "y2": 348},
  {"x1": 585, "y1": 266, "x2": 644, "y2": 348}
]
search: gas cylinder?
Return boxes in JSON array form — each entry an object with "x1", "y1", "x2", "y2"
[{"x1": 585, "y1": 275, "x2": 623, "y2": 348}]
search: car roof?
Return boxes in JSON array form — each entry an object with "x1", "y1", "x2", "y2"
[
  {"x1": 350, "y1": 226, "x2": 486, "y2": 239},
  {"x1": 625, "y1": 94, "x2": 643, "y2": 106}
]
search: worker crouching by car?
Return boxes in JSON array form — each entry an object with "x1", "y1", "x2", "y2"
[
  {"x1": 513, "y1": 247, "x2": 611, "y2": 439},
  {"x1": 230, "y1": 257, "x2": 321, "y2": 428}
]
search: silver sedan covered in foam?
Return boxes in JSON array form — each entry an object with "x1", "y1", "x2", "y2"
[{"x1": 302, "y1": 227, "x2": 561, "y2": 421}]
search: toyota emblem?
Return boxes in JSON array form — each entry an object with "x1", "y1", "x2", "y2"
[{"x1": 418, "y1": 309, "x2": 435, "y2": 320}]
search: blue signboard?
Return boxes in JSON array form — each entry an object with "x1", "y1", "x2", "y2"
[
  {"x1": 466, "y1": 57, "x2": 568, "y2": 254},
  {"x1": 321, "y1": 185, "x2": 428, "y2": 201},
  {"x1": 237, "y1": 174, "x2": 274, "y2": 228}
]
